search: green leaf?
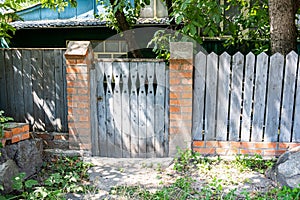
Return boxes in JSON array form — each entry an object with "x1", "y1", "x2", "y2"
[{"x1": 25, "y1": 179, "x2": 38, "y2": 188}]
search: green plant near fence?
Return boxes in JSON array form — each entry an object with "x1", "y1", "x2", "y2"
[{"x1": 0, "y1": 110, "x2": 13, "y2": 148}]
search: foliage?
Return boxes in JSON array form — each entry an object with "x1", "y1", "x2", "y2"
[
  {"x1": 0, "y1": 110, "x2": 13, "y2": 147},
  {"x1": 234, "y1": 154, "x2": 276, "y2": 173},
  {"x1": 1, "y1": 156, "x2": 94, "y2": 200},
  {"x1": 149, "y1": 0, "x2": 270, "y2": 59}
]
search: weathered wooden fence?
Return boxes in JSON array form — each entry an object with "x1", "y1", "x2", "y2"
[
  {"x1": 0, "y1": 49, "x2": 68, "y2": 132},
  {"x1": 193, "y1": 51, "x2": 300, "y2": 143},
  {"x1": 94, "y1": 60, "x2": 169, "y2": 157}
]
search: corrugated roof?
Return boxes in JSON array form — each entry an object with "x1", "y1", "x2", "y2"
[{"x1": 10, "y1": 17, "x2": 168, "y2": 29}]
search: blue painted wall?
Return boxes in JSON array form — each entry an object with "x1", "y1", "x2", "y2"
[
  {"x1": 17, "y1": 0, "x2": 97, "y2": 21},
  {"x1": 16, "y1": 0, "x2": 136, "y2": 21}
]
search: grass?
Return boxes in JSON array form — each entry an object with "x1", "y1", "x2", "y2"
[{"x1": 109, "y1": 149, "x2": 300, "y2": 200}]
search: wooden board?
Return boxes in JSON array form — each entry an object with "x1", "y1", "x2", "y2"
[
  {"x1": 240, "y1": 52, "x2": 255, "y2": 141},
  {"x1": 146, "y1": 62, "x2": 155, "y2": 157},
  {"x1": 113, "y1": 62, "x2": 122, "y2": 157},
  {"x1": 293, "y1": 54, "x2": 300, "y2": 142},
  {"x1": 204, "y1": 52, "x2": 218, "y2": 140},
  {"x1": 265, "y1": 53, "x2": 284, "y2": 142},
  {"x1": 138, "y1": 62, "x2": 147, "y2": 157},
  {"x1": 155, "y1": 62, "x2": 166, "y2": 157},
  {"x1": 216, "y1": 52, "x2": 230, "y2": 141},
  {"x1": 5, "y1": 50, "x2": 14, "y2": 118},
  {"x1": 130, "y1": 62, "x2": 139, "y2": 157},
  {"x1": 54, "y1": 49, "x2": 64, "y2": 131},
  {"x1": 104, "y1": 62, "x2": 115, "y2": 157},
  {"x1": 22, "y1": 50, "x2": 34, "y2": 126},
  {"x1": 252, "y1": 52, "x2": 268, "y2": 141},
  {"x1": 164, "y1": 64, "x2": 169, "y2": 157},
  {"x1": 0, "y1": 50, "x2": 7, "y2": 111},
  {"x1": 192, "y1": 52, "x2": 206, "y2": 140},
  {"x1": 96, "y1": 62, "x2": 107, "y2": 156},
  {"x1": 121, "y1": 62, "x2": 131, "y2": 157},
  {"x1": 279, "y1": 51, "x2": 297, "y2": 142},
  {"x1": 229, "y1": 52, "x2": 244, "y2": 141}
]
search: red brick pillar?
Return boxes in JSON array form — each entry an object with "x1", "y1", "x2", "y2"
[
  {"x1": 65, "y1": 41, "x2": 93, "y2": 152},
  {"x1": 169, "y1": 42, "x2": 193, "y2": 156}
]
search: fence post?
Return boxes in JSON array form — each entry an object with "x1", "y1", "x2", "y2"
[
  {"x1": 169, "y1": 42, "x2": 193, "y2": 156},
  {"x1": 65, "y1": 41, "x2": 94, "y2": 153}
]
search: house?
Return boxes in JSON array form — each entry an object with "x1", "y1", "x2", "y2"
[{"x1": 9, "y1": 0, "x2": 169, "y2": 58}]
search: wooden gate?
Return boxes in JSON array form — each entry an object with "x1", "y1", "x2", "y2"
[{"x1": 95, "y1": 60, "x2": 169, "y2": 158}]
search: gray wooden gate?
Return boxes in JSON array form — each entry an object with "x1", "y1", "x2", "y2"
[{"x1": 95, "y1": 60, "x2": 169, "y2": 158}]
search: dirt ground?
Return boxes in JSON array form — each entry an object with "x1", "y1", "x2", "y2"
[{"x1": 65, "y1": 157, "x2": 277, "y2": 200}]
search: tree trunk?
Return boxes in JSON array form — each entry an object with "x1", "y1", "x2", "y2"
[
  {"x1": 110, "y1": 1, "x2": 142, "y2": 58},
  {"x1": 269, "y1": 0, "x2": 300, "y2": 55}
]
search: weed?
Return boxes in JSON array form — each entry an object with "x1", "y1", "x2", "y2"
[
  {"x1": 234, "y1": 154, "x2": 276, "y2": 173},
  {"x1": 1, "y1": 156, "x2": 94, "y2": 200}
]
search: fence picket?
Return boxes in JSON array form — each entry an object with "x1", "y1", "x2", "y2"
[
  {"x1": 22, "y1": 50, "x2": 34, "y2": 126},
  {"x1": 54, "y1": 49, "x2": 64, "y2": 131},
  {"x1": 265, "y1": 53, "x2": 284, "y2": 142},
  {"x1": 193, "y1": 52, "x2": 206, "y2": 140},
  {"x1": 146, "y1": 62, "x2": 155, "y2": 157},
  {"x1": 252, "y1": 53, "x2": 268, "y2": 142},
  {"x1": 113, "y1": 62, "x2": 122, "y2": 157},
  {"x1": 0, "y1": 51, "x2": 7, "y2": 111},
  {"x1": 241, "y1": 53, "x2": 255, "y2": 141},
  {"x1": 138, "y1": 62, "x2": 147, "y2": 157},
  {"x1": 205, "y1": 53, "x2": 218, "y2": 140},
  {"x1": 216, "y1": 52, "x2": 231, "y2": 141},
  {"x1": 97, "y1": 62, "x2": 107, "y2": 157},
  {"x1": 293, "y1": 55, "x2": 300, "y2": 142},
  {"x1": 121, "y1": 62, "x2": 131, "y2": 157},
  {"x1": 155, "y1": 62, "x2": 166, "y2": 157},
  {"x1": 130, "y1": 62, "x2": 139, "y2": 157},
  {"x1": 104, "y1": 62, "x2": 115, "y2": 157},
  {"x1": 280, "y1": 51, "x2": 297, "y2": 142},
  {"x1": 229, "y1": 52, "x2": 244, "y2": 141},
  {"x1": 43, "y1": 50, "x2": 56, "y2": 131},
  {"x1": 12, "y1": 50, "x2": 24, "y2": 122}
]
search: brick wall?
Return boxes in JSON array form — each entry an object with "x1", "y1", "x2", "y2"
[
  {"x1": 2, "y1": 123, "x2": 30, "y2": 146},
  {"x1": 193, "y1": 141, "x2": 300, "y2": 157},
  {"x1": 65, "y1": 41, "x2": 93, "y2": 151},
  {"x1": 168, "y1": 42, "x2": 193, "y2": 156}
]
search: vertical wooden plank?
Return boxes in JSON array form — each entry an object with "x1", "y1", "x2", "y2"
[
  {"x1": 252, "y1": 52, "x2": 268, "y2": 141},
  {"x1": 96, "y1": 62, "x2": 107, "y2": 156},
  {"x1": 104, "y1": 62, "x2": 115, "y2": 157},
  {"x1": 32, "y1": 50, "x2": 45, "y2": 131},
  {"x1": 5, "y1": 50, "x2": 14, "y2": 117},
  {"x1": 155, "y1": 62, "x2": 166, "y2": 157},
  {"x1": 192, "y1": 52, "x2": 206, "y2": 140},
  {"x1": 138, "y1": 62, "x2": 147, "y2": 158},
  {"x1": 146, "y1": 62, "x2": 155, "y2": 157},
  {"x1": 216, "y1": 52, "x2": 231, "y2": 141},
  {"x1": 113, "y1": 62, "x2": 122, "y2": 157},
  {"x1": 279, "y1": 51, "x2": 297, "y2": 142},
  {"x1": 229, "y1": 52, "x2": 244, "y2": 141},
  {"x1": 0, "y1": 50, "x2": 7, "y2": 111},
  {"x1": 130, "y1": 62, "x2": 139, "y2": 157},
  {"x1": 164, "y1": 63, "x2": 169, "y2": 157},
  {"x1": 54, "y1": 49, "x2": 64, "y2": 132},
  {"x1": 265, "y1": 53, "x2": 284, "y2": 142},
  {"x1": 204, "y1": 52, "x2": 218, "y2": 140},
  {"x1": 241, "y1": 52, "x2": 255, "y2": 141},
  {"x1": 90, "y1": 66, "x2": 98, "y2": 155},
  {"x1": 121, "y1": 62, "x2": 131, "y2": 157},
  {"x1": 293, "y1": 53, "x2": 300, "y2": 142},
  {"x1": 62, "y1": 50, "x2": 68, "y2": 132},
  {"x1": 12, "y1": 49, "x2": 25, "y2": 122},
  {"x1": 43, "y1": 50, "x2": 56, "y2": 131},
  {"x1": 22, "y1": 50, "x2": 34, "y2": 127}
]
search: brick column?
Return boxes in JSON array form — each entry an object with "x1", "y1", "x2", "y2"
[
  {"x1": 169, "y1": 42, "x2": 193, "y2": 156},
  {"x1": 65, "y1": 41, "x2": 93, "y2": 152}
]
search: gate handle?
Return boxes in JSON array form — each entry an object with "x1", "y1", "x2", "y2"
[{"x1": 97, "y1": 96, "x2": 103, "y2": 101}]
